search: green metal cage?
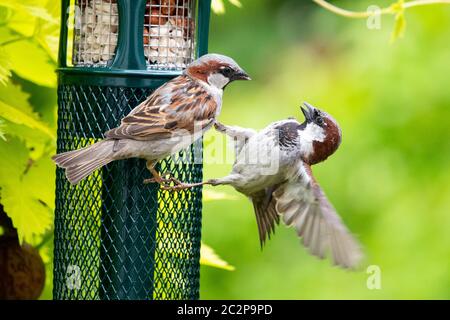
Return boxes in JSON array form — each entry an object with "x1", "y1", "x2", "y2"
[{"x1": 53, "y1": 0, "x2": 211, "y2": 300}]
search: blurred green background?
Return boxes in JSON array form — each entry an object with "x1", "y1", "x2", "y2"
[
  {"x1": 1, "y1": 0, "x2": 449, "y2": 299},
  {"x1": 201, "y1": 0, "x2": 450, "y2": 299}
]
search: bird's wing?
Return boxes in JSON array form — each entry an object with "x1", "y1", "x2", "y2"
[
  {"x1": 273, "y1": 161, "x2": 363, "y2": 269},
  {"x1": 250, "y1": 185, "x2": 280, "y2": 248},
  {"x1": 105, "y1": 75, "x2": 217, "y2": 141}
]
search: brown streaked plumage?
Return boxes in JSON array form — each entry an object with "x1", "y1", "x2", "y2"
[
  {"x1": 104, "y1": 75, "x2": 217, "y2": 141},
  {"x1": 52, "y1": 53, "x2": 250, "y2": 185}
]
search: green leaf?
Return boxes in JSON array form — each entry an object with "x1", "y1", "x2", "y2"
[
  {"x1": 0, "y1": 47, "x2": 12, "y2": 85},
  {"x1": 18, "y1": 79, "x2": 58, "y2": 128},
  {"x1": 211, "y1": 0, "x2": 225, "y2": 14},
  {"x1": 0, "y1": 82, "x2": 55, "y2": 139},
  {"x1": 0, "y1": 0, "x2": 58, "y2": 24},
  {"x1": 3, "y1": 121, "x2": 51, "y2": 159},
  {"x1": 0, "y1": 7, "x2": 10, "y2": 24},
  {"x1": 0, "y1": 119, "x2": 6, "y2": 140},
  {"x1": 35, "y1": 21, "x2": 59, "y2": 63},
  {"x1": 3, "y1": 39, "x2": 56, "y2": 87},
  {"x1": 0, "y1": 138, "x2": 54, "y2": 243},
  {"x1": 0, "y1": 80, "x2": 33, "y2": 111},
  {"x1": 211, "y1": 0, "x2": 242, "y2": 14},
  {"x1": 228, "y1": 0, "x2": 242, "y2": 8},
  {"x1": 0, "y1": 101, "x2": 55, "y2": 139},
  {"x1": 32, "y1": 1, "x2": 60, "y2": 62},
  {"x1": 203, "y1": 188, "x2": 238, "y2": 202},
  {"x1": 22, "y1": 155, "x2": 55, "y2": 210},
  {"x1": 200, "y1": 242, "x2": 235, "y2": 271},
  {"x1": 389, "y1": 0, "x2": 404, "y2": 14},
  {"x1": 391, "y1": 11, "x2": 406, "y2": 42}
]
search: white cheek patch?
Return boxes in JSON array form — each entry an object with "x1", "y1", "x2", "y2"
[
  {"x1": 207, "y1": 73, "x2": 230, "y2": 89},
  {"x1": 303, "y1": 123, "x2": 326, "y2": 142},
  {"x1": 298, "y1": 123, "x2": 326, "y2": 156}
]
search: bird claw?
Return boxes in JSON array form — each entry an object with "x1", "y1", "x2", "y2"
[
  {"x1": 143, "y1": 172, "x2": 190, "y2": 191},
  {"x1": 143, "y1": 172, "x2": 176, "y2": 185},
  {"x1": 214, "y1": 121, "x2": 227, "y2": 133},
  {"x1": 160, "y1": 179, "x2": 193, "y2": 191}
]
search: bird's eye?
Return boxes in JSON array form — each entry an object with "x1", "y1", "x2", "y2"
[
  {"x1": 221, "y1": 67, "x2": 233, "y2": 77},
  {"x1": 316, "y1": 116, "x2": 324, "y2": 126}
]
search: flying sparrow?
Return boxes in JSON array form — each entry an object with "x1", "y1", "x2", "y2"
[
  {"x1": 52, "y1": 53, "x2": 251, "y2": 185},
  {"x1": 175, "y1": 102, "x2": 363, "y2": 269}
]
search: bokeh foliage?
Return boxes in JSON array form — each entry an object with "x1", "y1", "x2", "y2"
[{"x1": 200, "y1": 0, "x2": 450, "y2": 299}]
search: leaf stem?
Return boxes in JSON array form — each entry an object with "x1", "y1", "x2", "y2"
[{"x1": 313, "y1": 0, "x2": 450, "y2": 19}]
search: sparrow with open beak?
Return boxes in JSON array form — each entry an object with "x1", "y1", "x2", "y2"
[
  {"x1": 52, "y1": 53, "x2": 250, "y2": 184},
  {"x1": 176, "y1": 102, "x2": 363, "y2": 269}
]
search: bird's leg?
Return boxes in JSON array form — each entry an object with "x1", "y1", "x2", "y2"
[
  {"x1": 143, "y1": 161, "x2": 178, "y2": 185},
  {"x1": 214, "y1": 121, "x2": 255, "y2": 139},
  {"x1": 160, "y1": 179, "x2": 220, "y2": 191},
  {"x1": 161, "y1": 174, "x2": 240, "y2": 191},
  {"x1": 214, "y1": 122, "x2": 256, "y2": 155}
]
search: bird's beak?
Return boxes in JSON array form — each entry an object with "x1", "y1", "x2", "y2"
[
  {"x1": 301, "y1": 102, "x2": 316, "y2": 122},
  {"x1": 232, "y1": 69, "x2": 251, "y2": 81}
]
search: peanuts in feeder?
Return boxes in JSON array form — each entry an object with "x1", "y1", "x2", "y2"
[{"x1": 74, "y1": 0, "x2": 195, "y2": 69}]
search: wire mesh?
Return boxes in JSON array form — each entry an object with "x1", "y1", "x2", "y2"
[
  {"x1": 73, "y1": 0, "x2": 119, "y2": 66},
  {"x1": 72, "y1": 0, "x2": 196, "y2": 70},
  {"x1": 54, "y1": 84, "x2": 203, "y2": 300},
  {"x1": 144, "y1": 0, "x2": 196, "y2": 70}
]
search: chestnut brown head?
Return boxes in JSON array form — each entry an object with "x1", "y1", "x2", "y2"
[
  {"x1": 185, "y1": 53, "x2": 251, "y2": 89},
  {"x1": 298, "y1": 102, "x2": 342, "y2": 165}
]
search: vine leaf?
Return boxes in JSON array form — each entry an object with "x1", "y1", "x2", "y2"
[
  {"x1": 391, "y1": 11, "x2": 406, "y2": 42},
  {"x1": 200, "y1": 242, "x2": 235, "y2": 271},
  {"x1": 0, "y1": 47, "x2": 12, "y2": 85},
  {"x1": 0, "y1": 0, "x2": 58, "y2": 24},
  {"x1": 0, "y1": 101, "x2": 54, "y2": 139},
  {"x1": 0, "y1": 82, "x2": 55, "y2": 139},
  {"x1": 211, "y1": 0, "x2": 242, "y2": 15},
  {"x1": 3, "y1": 39, "x2": 57, "y2": 87},
  {"x1": 0, "y1": 138, "x2": 55, "y2": 244},
  {"x1": 389, "y1": 0, "x2": 405, "y2": 13},
  {"x1": 390, "y1": 0, "x2": 406, "y2": 42},
  {"x1": 0, "y1": 119, "x2": 6, "y2": 140},
  {"x1": 33, "y1": 0, "x2": 60, "y2": 62},
  {"x1": 228, "y1": 0, "x2": 243, "y2": 8},
  {"x1": 211, "y1": 0, "x2": 225, "y2": 14}
]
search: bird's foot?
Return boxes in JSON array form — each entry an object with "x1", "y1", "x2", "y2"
[
  {"x1": 143, "y1": 172, "x2": 178, "y2": 185},
  {"x1": 214, "y1": 121, "x2": 227, "y2": 133},
  {"x1": 160, "y1": 182, "x2": 195, "y2": 191},
  {"x1": 144, "y1": 171, "x2": 212, "y2": 191},
  {"x1": 161, "y1": 179, "x2": 218, "y2": 191}
]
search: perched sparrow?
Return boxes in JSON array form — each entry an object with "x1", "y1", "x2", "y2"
[
  {"x1": 53, "y1": 53, "x2": 250, "y2": 184},
  {"x1": 177, "y1": 102, "x2": 363, "y2": 269}
]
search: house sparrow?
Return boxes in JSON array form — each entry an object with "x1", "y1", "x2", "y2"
[
  {"x1": 52, "y1": 53, "x2": 251, "y2": 184},
  {"x1": 173, "y1": 102, "x2": 363, "y2": 269}
]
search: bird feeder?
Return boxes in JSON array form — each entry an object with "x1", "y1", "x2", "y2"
[{"x1": 53, "y1": 0, "x2": 211, "y2": 300}]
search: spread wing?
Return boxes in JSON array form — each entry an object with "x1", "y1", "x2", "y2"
[
  {"x1": 105, "y1": 75, "x2": 217, "y2": 141},
  {"x1": 251, "y1": 185, "x2": 280, "y2": 248},
  {"x1": 273, "y1": 161, "x2": 363, "y2": 269}
]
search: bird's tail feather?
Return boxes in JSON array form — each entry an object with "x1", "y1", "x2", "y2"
[{"x1": 52, "y1": 140, "x2": 114, "y2": 185}]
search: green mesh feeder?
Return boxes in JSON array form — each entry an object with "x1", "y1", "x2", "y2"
[{"x1": 53, "y1": 0, "x2": 211, "y2": 300}]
